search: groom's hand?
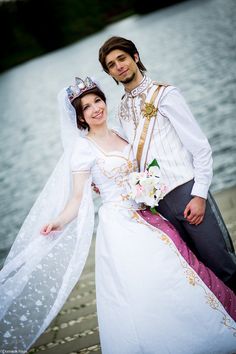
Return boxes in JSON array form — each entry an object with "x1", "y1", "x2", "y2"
[{"x1": 184, "y1": 196, "x2": 206, "y2": 225}]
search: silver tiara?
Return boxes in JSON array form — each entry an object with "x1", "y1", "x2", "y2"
[{"x1": 66, "y1": 77, "x2": 97, "y2": 103}]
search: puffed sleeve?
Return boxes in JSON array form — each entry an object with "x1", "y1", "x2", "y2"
[{"x1": 70, "y1": 137, "x2": 95, "y2": 174}]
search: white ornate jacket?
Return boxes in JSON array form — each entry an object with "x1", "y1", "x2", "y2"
[{"x1": 118, "y1": 76, "x2": 213, "y2": 199}]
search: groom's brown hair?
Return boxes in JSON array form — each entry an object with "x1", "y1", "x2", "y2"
[{"x1": 99, "y1": 36, "x2": 147, "y2": 78}]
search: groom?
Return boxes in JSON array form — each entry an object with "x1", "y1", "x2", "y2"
[{"x1": 98, "y1": 36, "x2": 236, "y2": 292}]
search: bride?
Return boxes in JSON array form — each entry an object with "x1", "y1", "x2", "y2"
[{"x1": 1, "y1": 77, "x2": 236, "y2": 353}]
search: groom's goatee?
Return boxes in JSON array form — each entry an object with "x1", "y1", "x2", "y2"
[{"x1": 120, "y1": 73, "x2": 136, "y2": 84}]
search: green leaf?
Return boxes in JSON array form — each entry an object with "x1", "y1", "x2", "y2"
[
  {"x1": 150, "y1": 206, "x2": 158, "y2": 214},
  {"x1": 147, "y1": 158, "x2": 160, "y2": 170}
]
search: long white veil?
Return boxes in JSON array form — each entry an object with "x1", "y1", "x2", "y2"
[{"x1": 0, "y1": 89, "x2": 95, "y2": 351}]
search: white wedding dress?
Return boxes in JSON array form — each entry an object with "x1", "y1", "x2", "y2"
[
  {"x1": 1, "y1": 134, "x2": 236, "y2": 353},
  {"x1": 71, "y1": 137, "x2": 236, "y2": 354}
]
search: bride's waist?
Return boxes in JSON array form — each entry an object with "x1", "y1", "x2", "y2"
[{"x1": 101, "y1": 198, "x2": 145, "y2": 211}]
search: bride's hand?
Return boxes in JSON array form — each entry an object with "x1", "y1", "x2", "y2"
[{"x1": 40, "y1": 220, "x2": 62, "y2": 235}]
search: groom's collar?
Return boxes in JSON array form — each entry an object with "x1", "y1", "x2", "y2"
[{"x1": 125, "y1": 76, "x2": 152, "y2": 97}]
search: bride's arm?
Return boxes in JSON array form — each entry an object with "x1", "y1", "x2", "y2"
[{"x1": 40, "y1": 172, "x2": 90, "y2": 235}]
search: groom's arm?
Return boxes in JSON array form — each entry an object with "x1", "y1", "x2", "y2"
[
  {"x1": 159, "y1": 86, "x2": 213, "y2": 200},
  {"x1": 159, "y1": 87, "x2": 212, "y2": 224}
]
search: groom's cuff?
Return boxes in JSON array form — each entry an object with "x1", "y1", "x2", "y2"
[{"x1": 191, "y1": 182, "x2": 209, "y2": 200}]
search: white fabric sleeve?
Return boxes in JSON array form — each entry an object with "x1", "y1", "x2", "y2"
[
  {"x1": 159, "y1": 87, "x2": 213, "y2": 199},
  {"x1": 70, "y1": 137, "x2": 95, "y2": 174}
]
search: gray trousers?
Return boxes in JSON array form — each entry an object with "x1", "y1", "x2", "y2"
[{"x1": 156, "y1": 180, "x2": 236, "y2": 283}]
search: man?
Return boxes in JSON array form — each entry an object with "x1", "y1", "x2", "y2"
[{"x1": 98, "y1": 36, "x2": 236, "y2": 292}]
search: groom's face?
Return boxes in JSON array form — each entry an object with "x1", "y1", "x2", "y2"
[{"x1": 105, "y1": 49, "x2": 139, "y2": 85}]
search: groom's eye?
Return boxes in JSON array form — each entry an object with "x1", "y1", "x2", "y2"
[{"x1": 107, "y1": 62, "x2": 115, "y2": 69}]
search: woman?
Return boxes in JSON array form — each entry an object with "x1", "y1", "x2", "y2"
[{"x1": 1, "y1": 77, "x2": 236, "y2": 353}]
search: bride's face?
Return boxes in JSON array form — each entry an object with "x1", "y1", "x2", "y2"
[{"x1": 81, "y1": 93, "x2": 107, "y2": 129}]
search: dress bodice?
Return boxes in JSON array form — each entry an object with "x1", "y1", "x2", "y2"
[{"x1": 70, "y1": 137, "x2": 139, "y2": 208}]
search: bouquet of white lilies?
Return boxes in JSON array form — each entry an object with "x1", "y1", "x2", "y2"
[{"x1": 127, "y1": 159, "x2": 167, "y2": 213}]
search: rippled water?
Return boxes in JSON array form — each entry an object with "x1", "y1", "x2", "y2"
[{"x1": 0, "y1": 0, "x2": 235, "y2": 265}]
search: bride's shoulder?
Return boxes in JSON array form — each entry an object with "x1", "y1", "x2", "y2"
[
  {"x1": 71, "y1": 136, "x2": 94, "y2": 157},
  {"x1": 73, "y1": 136, "x2": 91, "y2": 149},
  {"x1": 71, "y1": 136, "x2": 95, "y2": 171}
]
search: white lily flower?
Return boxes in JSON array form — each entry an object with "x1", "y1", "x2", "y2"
[
  {"x1": 126, "y1": 159, "x2": 167, "y2": 210},
  {"x1": 148, "y1": 166, "x2": 161, "y2": 178}
]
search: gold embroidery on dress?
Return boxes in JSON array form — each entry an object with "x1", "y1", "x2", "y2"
[
  {"x1": 185, "y1": 269, "x2": 198, "y2": 286},
  {"x1": 160, "y1": 234, "x2": 171, "y2": 245},
  {"x1": 131, "y1": 212, "x2": 140, "y2": 221},
  {"x1": 121, "y1": 194, "x2": 130, "y2": 201},
  {"x1": 96, "y1": 158, "x2": 137, "y2": 188},
  {"x1": 130, "y1": 211, "x2": 236, "y2": 336}
]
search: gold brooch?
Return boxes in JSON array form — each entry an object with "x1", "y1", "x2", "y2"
[{"x1": 142, "y1": 102, "x2": 157, "y2": 120}]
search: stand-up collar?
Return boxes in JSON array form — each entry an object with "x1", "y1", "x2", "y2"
[{"x1": 125, "y1": 76, "x2": 152, "y2": 97}]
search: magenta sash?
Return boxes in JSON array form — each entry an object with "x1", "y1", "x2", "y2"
[{"x1": 137, "y1": 209, "x2": 236, "y2": 321}]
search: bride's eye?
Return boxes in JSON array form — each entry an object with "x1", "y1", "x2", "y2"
[{"x1": 95, "y1": 97, "x2": 102, "y2": 103}]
